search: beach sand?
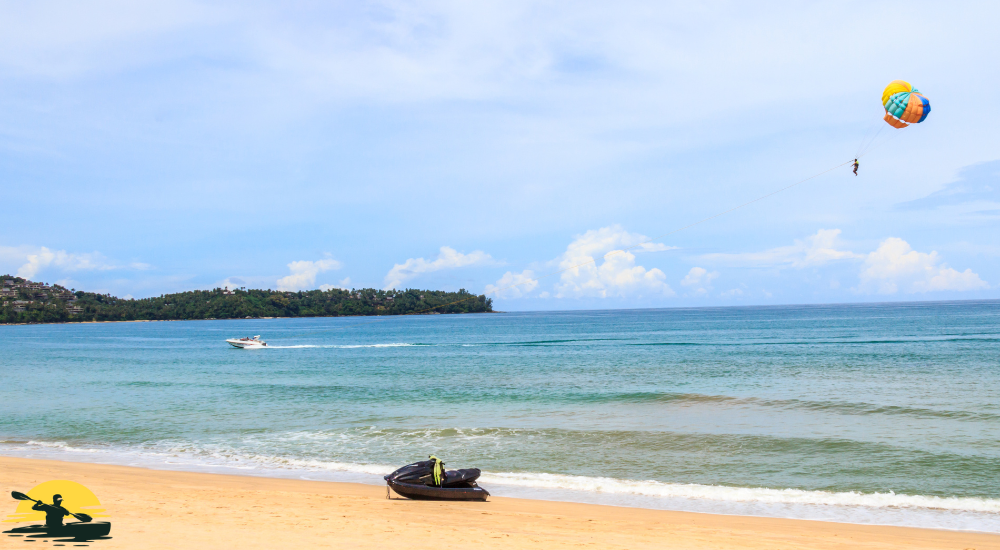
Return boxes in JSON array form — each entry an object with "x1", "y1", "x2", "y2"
[{"x1": 1, "y1": 456, "x2": 997, "y2": 549}]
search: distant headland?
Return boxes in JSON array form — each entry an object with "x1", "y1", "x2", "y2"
[{"x1": 0, "y1": 275, "x2": 493, "y2": 324}]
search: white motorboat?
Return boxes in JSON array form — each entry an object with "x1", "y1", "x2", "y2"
[{"x1": 226, "y1": 335, "x2": 267, "y2": 348}]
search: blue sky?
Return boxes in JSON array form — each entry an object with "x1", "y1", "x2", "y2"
[{"x1": 2, "y1": 0, "x2": 998, "y2": 310}]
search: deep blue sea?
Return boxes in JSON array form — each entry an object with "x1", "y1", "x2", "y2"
[{"x1": 2, "y1": 301, "x2": 999, "y2": 531}]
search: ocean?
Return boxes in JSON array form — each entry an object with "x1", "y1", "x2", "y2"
[{"x1": 2, "y1": 301, "x2": 999, "y2": 532}]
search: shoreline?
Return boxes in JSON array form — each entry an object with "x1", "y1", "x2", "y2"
[
  {"x1": 4, "y1": 298, "x2": 999, "y2": 327},
  {"x1": 0, "y1": 310, "x2": 502, "y2": 327},
  {"x1": 3, "y1": 456, "x2": 998, "y2": 549},
  {"x1": 0, "y1": 317, "x2": 291, "y2": 326},
  {"x1": 5, "y1": 441, "x2": 999, "y2": 533}
]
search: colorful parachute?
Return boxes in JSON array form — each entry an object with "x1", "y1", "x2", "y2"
[{"x1": 882, "y1": 80, "x2": 930, "y2": 128}]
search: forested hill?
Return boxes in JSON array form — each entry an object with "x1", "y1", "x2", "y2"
[{"x1": 0, "y1": 275, "x2": 493, "y2": 324}]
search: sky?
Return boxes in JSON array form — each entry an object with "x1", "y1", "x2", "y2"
[{"x1": 2, "y1": 0, "x2": 998, "y2": 310}]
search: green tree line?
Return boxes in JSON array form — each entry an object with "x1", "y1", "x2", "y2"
[{"x1": 1, "y1": 277, "x2": 492, "y2": 324}]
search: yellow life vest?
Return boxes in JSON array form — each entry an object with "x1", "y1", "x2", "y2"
[{"x1": 429, "y1": 456, "x2": 445, "y2": 486}]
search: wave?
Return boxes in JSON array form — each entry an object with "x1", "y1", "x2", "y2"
[
  {"x1": 234, "y1": 338, "x2": 642, "y2": 349},
  {"x1": 105, "y1": 380, "x2": 1000, "y2": 423},
  {"x1": 630, "y1": 336, "x2": 1000, "y2": 346},
  {"x1": 592, "y1": 392, "x2": 1000, "y2": 422},
  {"x1": 499, "y1": 338, "x2": 633, "y2": 346},
  {"x1": 230, "y1": 335, "x2": 1000, "y2": 349},
  {"x1": 6, "y1": 439, "x2": 1000, "y2": 523},
  {"x1": 481, "y1": 471, "x2": 1000, "y2": 514},
  {"x1": 24, "y1": 440, "x2": 100, "y2": 453}
]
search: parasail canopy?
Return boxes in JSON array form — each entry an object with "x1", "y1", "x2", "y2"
[{"x1": 882, "y1": 80, "x2": 930, "y2": 128}]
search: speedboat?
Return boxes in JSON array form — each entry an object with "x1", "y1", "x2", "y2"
[{"x1": 226, "y1": 335, "x2": 267, "y2": 348}]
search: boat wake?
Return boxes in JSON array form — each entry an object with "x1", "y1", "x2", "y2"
[{"x1": 264, "y1": 343, "x2": 418, "y2": 349}]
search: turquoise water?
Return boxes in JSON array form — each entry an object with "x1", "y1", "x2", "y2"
[{"x1": 2, "y1": 301, "x2": 999, "y2": 530}]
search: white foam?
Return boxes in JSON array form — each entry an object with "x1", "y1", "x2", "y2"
[
  {"x1": 5, "y1": 440, "x2": 1000, "y2": 532},
  {"x1": 264, "y1": 343, "x2": 415, "y2": 349},
  {"x1": 334, "y1": 343, "x2": 415, "y2": 349},
  {"x1": 25, "y1": 440, "x2": 99, "y2": 453},
  {"x1": 482, "y1": 471, "x2": 1000, "y2": 514}
]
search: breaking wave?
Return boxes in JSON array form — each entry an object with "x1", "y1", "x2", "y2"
[
  {"x1": 482, "y1": 471, "x2": 1000, "y2": 514},
  {"x1": 4, "y1": 438, "x2": 1000, "y2": 532}
]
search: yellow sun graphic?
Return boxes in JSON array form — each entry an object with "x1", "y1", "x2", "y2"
[{"x1": 5, "y1": 480, "x2": 108, "y2": 523}]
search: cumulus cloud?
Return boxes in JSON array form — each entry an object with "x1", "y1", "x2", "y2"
[
  {"x1": 554, "y1": 226, "x2": 675, "y2": 298},
  {"x1": 857, "y1": 238, "x2": 989, "y2": 294},
  {"x1": 220, "y1": 277, "x2": 245, "y2": 290},
  {"x1": 0, "y1": 245, "x2": 141, "y2": 279},
  {"x1": 384, "y1": 246, "x2": 496, "y2": 289},
  {"x1": 217, "y1": 275, "x2": 286, "y2": 291},
  {"x1": 17, "y1": 248, "x2": 107, "y2": 278},
  {"x1": 319, "y1": 278, "x2": 352, "y2": 291},
  {"x1": 559, "y1": 226, "x2": 675, "y2": 261},
  {"x1": 680, "y1": 267, "x2": 719, "y2": 295},
  {"x1": 700, "y1": 229, "x2": 860, "y2": 269},
  {"x1": 276, "y1": 258, "x2": 342, "y2": 291},
  {"x1": 485, "y1": 270, "x2": 538, "y2": 299},
  {"x1": 54, "y1": 278, "x2": 77, "y2": 289}
]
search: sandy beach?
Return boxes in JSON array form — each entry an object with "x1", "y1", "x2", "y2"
[{"x1": 1, "y1": 457, "x2": 996, "y2": 550}]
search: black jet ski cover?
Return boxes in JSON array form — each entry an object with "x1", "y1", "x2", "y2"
[
  {"x1": 442, "y1": 468, "x2": 481, "y2": 486},
  {"x1": 385, "y1": 461, "x2": 481, "y2": 487},
  {"x1": 385, "y1": 460, "x2": 434, "y2": 484}
]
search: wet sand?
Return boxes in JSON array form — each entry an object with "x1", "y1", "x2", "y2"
[{"x1": 2, "y1": 456, "x2": 997, "y2": 549}]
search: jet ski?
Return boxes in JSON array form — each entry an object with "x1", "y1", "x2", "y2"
[{"x1": 385, "y1": 457, "x2": 490, "y2": 501}]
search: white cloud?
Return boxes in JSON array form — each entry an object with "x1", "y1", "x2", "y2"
[
  {"x1": 681, "y1": 266, "x2": 718, "y2": 287},
  {"x1": 560, "y1": 226, "x2": 676, "y2": 261},
  {"x1": 319, "y1": 277, "x2": 352, "y2": 291},
  {"x1": 220, "y1": 277, "x2": 244, "y2": 290},
  {"x1": 857, "y1": 238, "x2": 989, "y2": 294},
  {"x1": 0, "y1": 245, "x2": 135, "y2": 279},
  {"x1": 216, "y1": 275, "x2": 284, "y2": 291},
  {"x1": 554, "y1": 226, "x2": 675, "y2": 298},
  {"x1": 680, "y1": 266, "x2": 719, "y2": 295},
  {"x1": 384, "y1": 246, "x2": 496, "y2": 289},
  {"x1": 635, "y1": 242, "x2": 675, "y2": 253},
  {"x1": 54, "y1": 278, "x2": 76, "y2": 289},
  {"x1": 276, "y1": 258, "x2": 342, "y2": 291},
  {"x1": 0, "y1": 2, "x2": 981, "y2": 123},
  {"x1": 19, "y1": 248, "x2": 109, "y2": 278},
  {"x1": 485, "y1": 270, "x2": 538, "y2": 299},
  {"x1": 720, "y1": 288, "x2": 744, "y2": 298},
  {"x1": 0, "y1": 1, "x2": 221, "y2": 79},
  {"x1": 700, "y1": 229, "x2": 860, "y2": 269}
]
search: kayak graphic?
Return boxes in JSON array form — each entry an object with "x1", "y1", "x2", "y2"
[{"x1": 4, "y1": 480, "x2": 111, "y2": 543}]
